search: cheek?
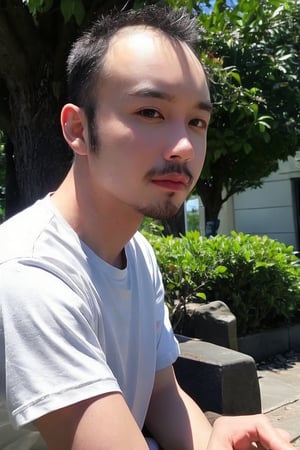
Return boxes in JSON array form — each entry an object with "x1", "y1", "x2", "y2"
[
  {"x1": 113, "y1": 125, "x2": 159, "y2": 165},
  {"x1": 98, "y1": 123, "x2": 153, "y2": 176}
]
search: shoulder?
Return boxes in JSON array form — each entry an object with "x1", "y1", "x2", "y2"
[
  {"x1": 0, "y1": 195, "x2": 92, "y2": 299},
  {"x1": 126, "y1": 231, "x2": 163, "y2": 288},
  {"x1": 0, "y1": 195, "x2": 82, "y2": 266},
  {"x1": 128, "y1": 231, "x2": 159, "y2": 269},
  {"x1": 0, "y1": 195, "x2": 55, "y2": 262},
  {"x1": 130, "y1": 231, "x2": 156, "y2": 257}
]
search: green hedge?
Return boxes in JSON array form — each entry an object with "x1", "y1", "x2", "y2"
[{"x1": 142, "y1": 228, "x2": 300, "y2": 336}]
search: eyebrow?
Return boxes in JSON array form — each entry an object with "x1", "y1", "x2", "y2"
[{"x1": 128, "y1": 87, "x2": 213, "y2": 113}]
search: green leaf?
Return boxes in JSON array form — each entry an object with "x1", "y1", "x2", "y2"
[
  {"x1": 249, "y1": 103, "x2": 259, "y2": 119},
  {"x1": 278, "y1": 54, "x2": 292, "y2": 62},
  {"x1": 258, "y1": 121, "x2": 272, "y2": 130},
  {"x1": 243, "y1": 142, "x2": 252, "y2": 154},
  {"x1": 259, "y1": 123, "x2": 266, "y2": 133},
  {"x1": 229, "y1": 71, "x2": 241, "y2": 84},
  {"x1": 60, "y1": 0, "x2": 85, "y2": 24},
  {"x1": 73, "y1": 0, "x2": 85, "y2": 25},
  {"x1": 27, "y1": 0, "x2": 45, "y2": 14},
  {"x1": 213, "y1": 265, "x2": 227, "y2": 275}
]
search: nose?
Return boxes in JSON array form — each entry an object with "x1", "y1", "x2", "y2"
[{"x1": 163, "y1": 126, "x2": 195, "y2": 162}]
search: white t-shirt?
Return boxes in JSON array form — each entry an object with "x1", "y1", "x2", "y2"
[{"x1": 0, "y1": 195, "x2": 179, "y2": 449}]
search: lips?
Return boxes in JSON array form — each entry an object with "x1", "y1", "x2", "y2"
[{"x1": 151, "y1": 173, "x2": 191, "y2": 191}]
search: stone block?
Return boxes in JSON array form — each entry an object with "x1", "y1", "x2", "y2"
[
  {"x1": 238, "y1": 323, "x2": 300, "y2": 361},
  {"x1": 174, "y1": 338, "x2": 261, "y2": 415},
  {"x1": 174, "y1": 301, "x2": 238, "y2": 350},
  {"x1": 238, "y1": 328, "x2": 289, "y2": 362},
  {"x1": 289, "y1": 324, "x2": 300, "y2": 352}
]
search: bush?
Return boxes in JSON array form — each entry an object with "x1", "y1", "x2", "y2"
[{"x1": 143, "y1": 230, "x2": 300, "y2": 336}]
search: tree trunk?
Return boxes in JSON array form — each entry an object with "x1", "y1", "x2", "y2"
[
  {"x1": 162, "y1": 204, "x2": 186, "y2": 237},
  {"x1": 5, "y1": 137, "x2": 20, "y2": 217},
  {"x1": 196, "y1": 178, "x2": 223, "y2": 237},
  {"x1": 5, "y1": 81, "x2": 72, "y2": 216}
]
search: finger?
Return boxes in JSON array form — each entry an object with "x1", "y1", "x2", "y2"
[
  {"x1": 207, "y1": 415, "x2": 295, "y2": 450},
  {"x1": 255, "y1": 418, "x2": 294, "y2": 450},
  {"x1": 276, "y1": 427, "x2": 292, "y2": 442}
]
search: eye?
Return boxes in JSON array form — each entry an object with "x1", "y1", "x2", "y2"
[
  {"x1": 137, "y1": 109, "x2": 164, "y2": 119},
  {"x1": 189, "y1": 118, "x2": 207, "y2": 129}
]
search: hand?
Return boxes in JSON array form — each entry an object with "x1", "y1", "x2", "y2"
[{"x1": 207, "y1": 414, "x2": 295, "y2": 450}]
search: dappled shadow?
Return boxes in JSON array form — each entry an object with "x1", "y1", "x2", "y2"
[{"x1": 256, "y1": 351, "x2": 300, "y2": 372}]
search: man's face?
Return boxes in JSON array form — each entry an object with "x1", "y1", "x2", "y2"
[{"x1": 85, "y1": 26, "x2": 212, "y2": 220}]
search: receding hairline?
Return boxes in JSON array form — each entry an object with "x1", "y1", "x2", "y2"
[
  {"x1": 106, "y1": 23, "x2": 196, "y2": 53},
  {"x1": 100, "y1": 24, "x2": 205, "y2": 82},
  {"x1": 109, "y1": 23, "x2": 188, "y2": 38}
]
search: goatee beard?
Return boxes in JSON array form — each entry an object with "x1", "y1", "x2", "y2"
[{"x1": 137, "y1": 194, "x2": 181, "y2": 220}]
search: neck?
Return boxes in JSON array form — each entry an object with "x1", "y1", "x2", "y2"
[{"x1": 52, "y1": 165, "x2": 143, "y2": 268}]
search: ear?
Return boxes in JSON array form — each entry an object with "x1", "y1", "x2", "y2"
[{"x1": 61, "y1": 104, "x2": 89, "y2": 156}]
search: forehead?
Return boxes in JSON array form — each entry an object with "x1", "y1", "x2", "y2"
[{"x1": 101, "y1": 26, "x2": 210, "y2": 101}]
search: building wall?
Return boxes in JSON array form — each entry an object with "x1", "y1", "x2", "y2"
[{"x1": 232, "y1": 155, "x2": 300, "y2": 249}]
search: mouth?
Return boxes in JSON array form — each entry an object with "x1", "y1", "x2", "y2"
[{"x1": 151, "y1": 173, "x2": 191, "y2": 192}]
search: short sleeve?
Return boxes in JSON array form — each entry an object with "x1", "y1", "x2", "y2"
[
  {"x1": 156, "y1": 303, "x2": 180, "y2": 371},
  {"x1": 145, "y1": 251, "x2": 179, "y2": 371},
  {"x1": 0, "y1": 261, "x2": 121, "y2": 428}
]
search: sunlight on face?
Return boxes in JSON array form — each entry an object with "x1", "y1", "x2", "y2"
[{"x1": 85, "y1": 27, "x2": 211, "y2": 221}]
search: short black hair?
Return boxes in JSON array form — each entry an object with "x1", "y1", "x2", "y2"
[{"x1": 67, "y1": 5, "x2": 200, "y2": 151}]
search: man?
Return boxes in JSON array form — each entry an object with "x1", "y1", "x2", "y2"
[{"x1": 0, "y1": 5, "x2": 294, "y2": 450}]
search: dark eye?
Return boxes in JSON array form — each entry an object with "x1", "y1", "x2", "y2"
[
  {"x1": 189, "y1": 118, "x2": 206, "y2": 129},
  {"x1": 137, "y1": 109, "x2": 163, "y2": 119}
]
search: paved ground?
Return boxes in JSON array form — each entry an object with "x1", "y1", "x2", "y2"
[{"x1": 257, "y1": 351, "x2": 300, "y2": 448}]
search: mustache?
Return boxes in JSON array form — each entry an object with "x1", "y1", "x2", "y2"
[{"x1": 145, "y1": 163, "x2": 194, "y2": 185}]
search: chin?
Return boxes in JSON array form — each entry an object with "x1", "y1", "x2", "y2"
[{"x1": 138, "y1": 201, "x2": 181, "y2": 220}]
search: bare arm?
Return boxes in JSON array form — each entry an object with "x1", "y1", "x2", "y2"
[
  {"x1": 145, "y1": 365, "x2": 212, "y2": 450},
  {"x1": 145, "y1": 366, "x2": 295, "y2": 450},
  {"x1": 35, "y1": 391, "x2": 149, "y2": 450}
]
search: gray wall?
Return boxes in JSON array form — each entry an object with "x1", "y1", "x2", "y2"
[{"x1": 233, "y1": 156, "x2": 300, "y2": 249}]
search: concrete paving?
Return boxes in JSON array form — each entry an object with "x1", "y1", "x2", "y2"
[{"x1": 257, "y1": 351, "x2": 300, "y2": 448}]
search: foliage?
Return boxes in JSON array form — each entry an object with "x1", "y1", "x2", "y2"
[
  {"x1": 186, "y1": 211, "x2": 200, "y2": 231},
  {"x1": 143, "y1": 230, "x2": 300, "y2": 336},
  {"x1": 194, "y1": 0, "x2": 300, "y2": 225},
  {"x1": 26, "y1": 0, "x2": 85, "y2": 25},
  {"x1": 139, "y1": 217, "x2": 165, "y2": 235}
]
